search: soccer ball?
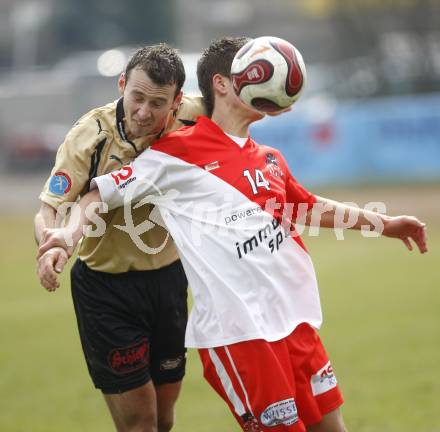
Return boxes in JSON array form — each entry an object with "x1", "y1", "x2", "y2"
[{"x1": 231, "y1": 36, "x2": 307, "y2": 113}]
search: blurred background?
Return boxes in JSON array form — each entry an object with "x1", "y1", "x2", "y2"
[
  {"x1": 1, "y1": 0, "x2": 440, "y2": 182},
  {"x1": 0, "y1": 0, "x2": 439, "y2": 431}
]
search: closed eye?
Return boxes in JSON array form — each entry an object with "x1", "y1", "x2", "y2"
[{"x1": 151, "y1": 100, "x2": 166, "y2": 108}]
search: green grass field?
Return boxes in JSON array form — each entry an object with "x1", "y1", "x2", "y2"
[{"x1": 1, "y1": 196, "x2": 439, "y2": 431}]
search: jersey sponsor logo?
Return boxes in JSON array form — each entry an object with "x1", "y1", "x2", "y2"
[
  {"x1": 108, "y1": 339, "x2": 149, "y2": 374},
  {"x1": 204, "y1": 161, "x2": 220, "y2": 171},
  {"x1": 310, "y1": 361, "x2": 337, "y2": 396},
  {"x1": 260, "y1": 398, "x2": 298, "y2": 427},
  {"x1": 159, "y1": 355, "x2": 185, "y2": 371},
  {"x1": 224, "y1": 205, "x2": 262, "y2": 225},
  {"x1": 117, "y1": 176, "x2": 137, "y2": 190},
  {"x1": 235, "y1": 217, "x2": 291, "y2": 259},
  {"x1": 49, "y1": 171, "x2": 72, "y2": 195}
]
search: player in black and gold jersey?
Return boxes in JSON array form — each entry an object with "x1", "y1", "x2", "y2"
[{"x1": 34, "y1": 44, "x2": 205, "y2": 432}]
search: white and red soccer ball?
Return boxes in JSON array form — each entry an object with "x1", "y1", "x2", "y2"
[{"x1": 231, "y1": 36, "x2": 307, "y2": 113}]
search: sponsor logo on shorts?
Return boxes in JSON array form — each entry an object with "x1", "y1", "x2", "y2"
[
  {"x1": 160, "y1": 355, "x2": 185, "y2": 371},
  {"x1": 260, "y1": 398, "x2": 298, "y2": 427},
  {"x1": 49, "y1": 171, "x2": 71, "y2": 195},
  {"x1": 310, "y1": 361, "x2": 338, "y2": 396},
  {"x1": 108, "y1": 339, "x2": 149, "y2": 374}
]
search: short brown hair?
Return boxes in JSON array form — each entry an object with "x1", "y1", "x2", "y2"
[
  {"x1": 197, "y1": 37, "x2": 250, "y2": 116},
  {"x1": 125, "y1": 44, "x2": 185, "y2": 97}
]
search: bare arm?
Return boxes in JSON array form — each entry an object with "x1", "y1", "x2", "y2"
[
  {"x1": 34, "y1": 202, "x2": 58, "y2": 245},
  {"x1": 35, "y1": 116, "x2": 105, "y2": 291},
  {"x1": 37, "y1": 189, "x2": 102, "y2": 259},
  {"x1": 305, "y1": 196, "x2": 428, "y2": 253},
  {"x1": 305, "y1": 196, "x2": 387, "y2": 229},
  {"x1": 34, "y1": 202, "x2": 70, "y2": 291},
  {"x1": 35, "y1": 191, "x2": 103, "y2": 291}
]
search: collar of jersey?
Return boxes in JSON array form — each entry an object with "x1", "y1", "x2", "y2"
[
  {"x1": 197, "y1": 116, "x2": 253, "y2": 151},
  {"x1": 116, "y1": 97, "x2": 138, "y2": 152},
  {"x1": 115, "y1": 98, "x2": 165, "y2": 153}
]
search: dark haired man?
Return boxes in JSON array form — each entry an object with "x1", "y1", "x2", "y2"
[
  {"x1": 38, "y1": 37, "x2": 427, "y2": 431},
  {"x1": 34, "y1": 44, "x2": 205, "y2": 432}
]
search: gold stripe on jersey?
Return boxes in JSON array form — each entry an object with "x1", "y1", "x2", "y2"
[{"x1": 40, "y1": 95, "x2": 206, "y2": 273}]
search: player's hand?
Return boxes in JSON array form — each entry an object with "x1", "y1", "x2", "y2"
[
  {"x1": 37, "y1": 228, "x2": 76, "y2": 259},
  {"x1": 382, "y1": 216, "x2": 428, "y2": 253},
  {"x1": 37, "y1": 247, "x2": 69, "y2": 292}
]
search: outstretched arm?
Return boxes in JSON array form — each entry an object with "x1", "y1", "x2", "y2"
[{"x1": 305, "y1": 196, "x2": 427, "y2": 253}]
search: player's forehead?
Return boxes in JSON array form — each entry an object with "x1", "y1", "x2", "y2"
[{"x1": 126, "y1": 67, "x2": 176, "y2": 98}]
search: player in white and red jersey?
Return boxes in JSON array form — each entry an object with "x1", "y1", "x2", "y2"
[{"x1": 38, "y1": 37, "x2": 427, "y2": 431}]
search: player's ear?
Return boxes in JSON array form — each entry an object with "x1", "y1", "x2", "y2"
[
  {"x1": 172, "y1": 90, "x2": 183, "y2": 111},
  {"x1": 212, "y1": 74, "x2": 229, "y2": 96},
  {"x1": 118, "y1": 73, "x2": 126, "y2": 95}
]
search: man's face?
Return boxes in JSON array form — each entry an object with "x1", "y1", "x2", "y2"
[
  {"x1": 224, "y1": 76, "x2": 265, "y2": 122},
  {"x1": 119, "y1": 67, "x2": 182, "y2": 139}
]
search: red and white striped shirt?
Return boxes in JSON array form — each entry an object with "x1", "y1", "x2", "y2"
[{"x1": 92, "y1": 116, "x2": 322, "y2": 348}]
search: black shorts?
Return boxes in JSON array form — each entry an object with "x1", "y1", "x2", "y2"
[{"x1": 70, "y1": 258, "x2": 188, "y2": 394}]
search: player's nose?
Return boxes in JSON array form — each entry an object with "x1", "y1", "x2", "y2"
[{"x1": 137, "y1": 104, "x2": 153, "y2": 121}]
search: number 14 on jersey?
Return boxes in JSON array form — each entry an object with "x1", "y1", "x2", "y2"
[{"x1": 243, "y1": 169, "x2": 271, "y2": 195}]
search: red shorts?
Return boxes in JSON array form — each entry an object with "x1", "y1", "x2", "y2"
[{"x1": 198, "y1": 323, "x2": 343, "y2": 431}]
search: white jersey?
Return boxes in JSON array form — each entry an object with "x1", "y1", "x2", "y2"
[{"x1": 92, "y1": 116, "x2": 322, "y2": 348}]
